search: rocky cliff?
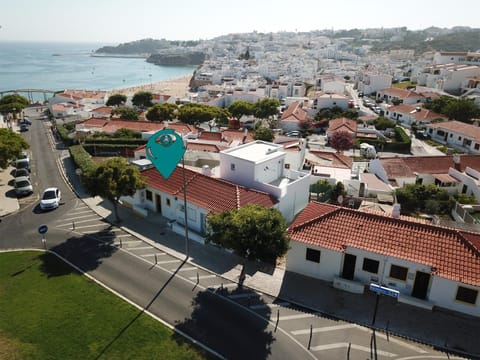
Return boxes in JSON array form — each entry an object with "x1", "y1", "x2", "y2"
[{"x1": 146, "y1": 52, "x2": 206, "y2": 66}]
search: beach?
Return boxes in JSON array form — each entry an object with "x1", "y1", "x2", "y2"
[{"x1": 108, "y1": 74, "x2": 193, "y2": 99}]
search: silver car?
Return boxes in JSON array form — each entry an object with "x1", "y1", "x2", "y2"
[{"x1": 14, "y1": 176, "x2": 33, "y2": 196}]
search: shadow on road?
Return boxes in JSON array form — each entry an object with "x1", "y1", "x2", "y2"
[{"x1": 174, "y1": 286, "x2": 274, "y2": 360}]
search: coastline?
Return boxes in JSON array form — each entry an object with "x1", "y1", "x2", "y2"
[{"x1": 107, "y1": 74, "x2": 193, "y2": 99}]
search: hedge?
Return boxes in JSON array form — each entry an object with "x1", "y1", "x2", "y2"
[
  {"x1": 69, "y1": 145, "x2": 96, "y2": 174},
  {"x1": 56, "y1": 125, "x2": 74, "y2": 146},
  {"x1": 83, "y1": 138, "x2": 146, "y2": 146}
]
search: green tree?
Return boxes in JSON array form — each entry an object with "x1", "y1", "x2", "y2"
[
  {"x1": 329, "y1": 130, "x2": 354, "y2": 153},
  {"x1": 253, "y1": 127, "x2": 274, "y2": 142},
  {"x1": 330, "y1": 182, "x2": 347, "y2": 204},
  {"x1": 146, "y1": 103, "x2": 178, "y2": 122},
  {"x1": 0, "y1": 94, "x2": 29, "y2": 118},
  {"x1": 0, "y1": 128, "x2": 29, "y2": 168},
  {"x1": 206, "y1": 204, "x2": 290, "y2": 281},
  {"x1": 106, "y1": 94, "x2": 127, "y2": 106},
  {"x1": 111, "y1": 107, "x2": 140, "y2": 121},
  {"x1": 132, "y1": 91, "x2": 153, "y2": 108},
  {"x1": 228, "y1": 100, "x2": 253, "y2": 119},
  {"x1": 443, "y1": 98, "x2": 479, "y2": 123},
  {"x1": 83, "y1": 157, "x2": 145, "y2": 222},
  {"x1": 177, "y1": 103, "x2": 230, "y2": 126},
  {"x1": 112, "y1": 128, "x2": 142, "y2": 138},
  {"x1": 373, "y1": 116, "x2": 396, "y2": 130},
  {"x1": 252, "y1": 98, "x2": 280, "y2": 128}
]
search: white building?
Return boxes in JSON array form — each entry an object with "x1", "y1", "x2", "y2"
[
  {"x1": 286, "y1": 202, "x2": 480, "y2": 318},
  {"x1": 356, "y1": 72, "x2": 392, "y2": 95},
  {"x1": 426, "y1": 121, "x2": 480, "y2": 155},
  {"x1": 219, "y1": 141, "x2": 311, "y2": 223}
]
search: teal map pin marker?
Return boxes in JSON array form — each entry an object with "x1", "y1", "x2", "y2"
[{"x1": 146, "y1": 128, "x2": 186, "y2": 179}]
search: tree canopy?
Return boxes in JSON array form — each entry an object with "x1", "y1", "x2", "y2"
[
  {"x1": 146, "y1": 103, "x2": 178, "y2": 122},
  {"x1": 132, "y1": 91, "x2": 153, "y2": 108},
  {"x1": 424, "y1": 96, "x2": 480, "y2": 123},
  {"x1": 106, "y1": 94, "x2": 127, "y2": 107},
  {"x1": 0, "y1": 128, "x2": 29, "y2": 169},
  {"x1": 206, "y1": 204, "x2": 290, "y2": 266},
  {"x1": 395, "y1": 183, "x2": 453, "y2": 215},
  {"x1": 177, "y1": 103, "x2": 230, "y2": 125},
  {"x1": 83, "y1": 157, "x2": 145, "y2": 222},
  {"x1": 0, "y1": 94, "x2": 30, "y2": 116},
  {"x1": 228, "y1": 100, "x2": 253, "y2": 119},
  {"x1": 253, "y1": 127, "x2": 274, "y2": 142},
  {"x1": 329, "y1": 130, "x2": 354, "y2": 153},
  {"x1": 252, "y1": 98, "x2": 280, "y2": 123},
  {"x1": 111, "y1": 107, "x2": 140, "y2": 121}
]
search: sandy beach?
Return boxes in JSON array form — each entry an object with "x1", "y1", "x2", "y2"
[{"x1": 108, "y1": 74, "x2": 193, "y2": 99}]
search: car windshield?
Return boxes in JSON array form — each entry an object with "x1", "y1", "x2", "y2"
[
  {"x1": 42, "y1": 191, "x2": 56, "y2": 200},
  {"x1": 17, "y1": 162, "x2": 28, "y2": 169},
  {"x1": 16, "y1": 181, "x2": 30, "y2": 188},
  {"x1": 15, "y1": 169, "x2": 28, "y2": 176}
]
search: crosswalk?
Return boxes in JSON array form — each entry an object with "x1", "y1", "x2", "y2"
[{"x1": 53, "y1": 200, "x2": 452, "y2": 360}]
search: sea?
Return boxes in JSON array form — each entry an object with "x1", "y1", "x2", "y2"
[{"x1": 0, "y1": 41, "x2": 196, "y2": 101}]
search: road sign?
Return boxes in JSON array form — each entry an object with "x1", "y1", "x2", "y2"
[
  {"x1": 369, "y1": 283, "x2": 399, "y2": 298},
  {"x1": 38, "y1": 224, "x2": 48, "y2": 235}
]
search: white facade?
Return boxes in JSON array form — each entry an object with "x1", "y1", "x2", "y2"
[
  {"x1": 219, "y1": 141, "x2": 311, "y2": 223},
  {"x1": 313, "y1": 93, "x2": 350, "y2": 110},
  {"x1": 426, "y1": 122, "x2": 480, "y2": 155},
  {"x1": 356, "y1": 72, "x2": 392, "y2": 95},
  {"x1": 286, "y1": 240, "x2": 480, "y2": 317}
]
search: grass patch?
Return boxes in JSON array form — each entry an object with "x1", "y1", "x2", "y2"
[
  {"x1": 392, "y1": 81, "x2": 417, "y2": 89},
  {"x1": 0, "y1": 251, "x2": 212, "y2": 360}
]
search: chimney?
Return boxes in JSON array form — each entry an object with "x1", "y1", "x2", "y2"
[
  {"x1": 453, "y1": 154, "x2": 461, "y2": 171},
  {"x1": 392, "y1": 203, "x2": 401, "y2": 219}
]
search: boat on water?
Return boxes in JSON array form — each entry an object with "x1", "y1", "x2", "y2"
[{"x1": 52, "y1": 53, "x2": 61, "y2": 56}]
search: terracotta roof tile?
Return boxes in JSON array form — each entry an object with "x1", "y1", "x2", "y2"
[
  {"x1": 142, "y1": 167, "x2": 277, "y2": 213},
  {"x1": 328, "y1": 117, "x2": 357, "y2": 133},
  {"x1": 288, "y1": 202, "x2": 480, "y2": 286},
  {"x1": 428, "y1": 121, "x2": 480, "y2": 142}
]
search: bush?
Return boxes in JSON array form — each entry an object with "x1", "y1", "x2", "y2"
[
  {"x1": 69, "y1": 145, "x2": 96, "y2": 174},
  {"x1": 56, "y1": 125, "x2": 73, "y2": 146}
]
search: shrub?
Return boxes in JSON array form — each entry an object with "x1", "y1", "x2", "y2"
[{"x1": 69, "y1": 145, "x2": 96, "y2": 174}]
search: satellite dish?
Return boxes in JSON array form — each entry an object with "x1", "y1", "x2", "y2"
[{"x1": 337, "y1": 195, "x2": 343, "y2": 205}]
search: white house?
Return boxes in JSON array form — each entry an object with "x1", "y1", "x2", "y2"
[
  {"x1": 415, "y1": 64, "x2": 480, "y2": 94},
  {"x1": 286, "y1": 201, "x2": 480, "y2": 318},
  {"x1": 426, "y1": 121, "x2": 480, "y2": 155},
  {"x1": 376, "y1": 88, "x2": 425, "y2": 105},
  {"x1": 316, "y1": 74, "x2": 346, "y2": 94},
  {"x1": 219, "y1": 141, "x2": 311, "y2": 223},
  {"x1": 356, "y1": 72, "x2": 392, "y2": 95},
  {"x1": 384, "y1": 104, "x2": 447, "y2": 127},
  {"x1": 313, "y1": 93, "x2": 351, "y2": 111}
]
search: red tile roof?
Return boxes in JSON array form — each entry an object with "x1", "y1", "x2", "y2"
[
  {"x1": 142, "y1": 166, "x2": 277, "y2": 213},
  {"x1": 280, "y1": 101, "x2": 309, "y2": 122},
  {"x1": 100, "y1": 121, "x2": 197, "y2": 135},
  {"x1": 288, "y1": 202, "x2": 480, "y2": 286},
  {"x1": 380, "y1": 155, "x2": 480, "y2": 179},
  {"x1": 308, "y1": 151, "x2": 353, "y2": 169},
  {"x1": 388, "y1": 104, "x2": 447, "y2": 122},
  {"x1": 428, "y1": 121, "x2": 480, "y2": 142},
  {"x1": 328, "y1": 117, "x2": 357, "y2": 133},
  {"x1": 198, "y1": 131, "x2": 222, "y2": 141},
  {"x1": 186, "y1": 143, "x2": 227, "y2": 152}
]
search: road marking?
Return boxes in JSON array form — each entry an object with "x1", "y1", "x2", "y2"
[
  {"x1": 66, "y1": 210, "x2": 93, "y2": 215},
  {"x1": 278, "y1": 313, "x2": 316, "y2": 321},
  {"x1": 189, "y1": 274, "x2": 217, "y2": 280},
  {"x1": 129, "y1": 246, "x2": 155, "y2": 251},
  {"x1": 174, "y1": 266, "x2": 197, "y2": 272},
  {"x1": 118, "y1": 240, "x2": 143, "y2": 245},
  {"x1": 250, "y1": 302, "x2": 290, "y2": 310},
  {"x1": 70, "y1": 224, "x2": 110, "y2": 229},
  {"x1": 60, "y1": 214, "x2": 97, "y2": 221},
  {"x1": 156, "y1": 259, "x2": 182, "y2": 265},
  {"x1": 395, "y1": 356, "x2": 465, "y2": 360},
  {"x1": 228, "y1": 292, "x2": 259, "y2": 299},
  {"x1": 57, "y1": 218, "x2": 100, "y2": 225},
  {"x1": 292, "y1": 324, "x2": 356, "y2": 335},
  {"x1": 310, "y1": 343, "x2": 397, "y2": 357},
  {"x1": 99, "y1": 234, "x2": 130, "y2": 239},
  {"x1": 209, "y1": 283, "x2": 238, "y2": 290},
  {"x1": 142, "y1": 253, "x2": 167, "y2": 257},
  {"x1": 355, "y1": 327, "x2": 429, "y2": 353}
]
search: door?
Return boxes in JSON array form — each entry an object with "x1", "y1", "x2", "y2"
[
  {"x1": 155, "y1": 194, "x2": 162, "y2": 213},
  {"x1": 341, "y1": 254, "x2": 356, "y2": 280},
  {"x1": 411, "y1": 271, "x2": 430, "y2": 299}
]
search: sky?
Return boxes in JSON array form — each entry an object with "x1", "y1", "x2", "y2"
[{"x1": 1, "y1": 0, "x2": 478, "y2": 44}]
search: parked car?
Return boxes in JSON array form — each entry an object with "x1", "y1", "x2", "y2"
[
  {"x1": 20, "y1": 123, "x2": 29, "y2": 132},
  {"x1": 15, "y1": 158, "x2": 30, "y2": 172},
  {"x1": 22, "y1": 118, "x2": 32, "y2": 125},
  {"x1": 40, "y1": 187, "x2": 61, "y2": 210},
  {"x1": 14, "y1": 176, "x2": 33, "y2": 196},
  {"x1": 13, "y1": 168, "x2": 30, "y2": 180}
]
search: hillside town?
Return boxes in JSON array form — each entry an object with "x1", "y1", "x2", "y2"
[{"x1": 2, "y1": 27, "x2": 480, "y2": 358}]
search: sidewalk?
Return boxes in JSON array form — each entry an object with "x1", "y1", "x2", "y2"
[
  {"x1": 58, "y1": 153, "x2": 480, "y2": 359},
  {"x1": 0, "y1": 166, "x2": 20, "y2": 217}
]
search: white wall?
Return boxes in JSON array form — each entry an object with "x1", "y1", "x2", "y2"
[
  {"x1": 219, "y1": 155, "x2": 256, "y2": 188},
  {"x1": 429, "y1": 277, "x2": 479, "y2": 317},
  {"x1": 286, "y1": 241, "x2": 342, "y2": 280}
]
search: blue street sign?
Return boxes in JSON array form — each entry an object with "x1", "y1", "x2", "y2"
[
  {"x1": 146, "y1": 128, "x2": 186, "y2": 179},
  {"x1": 369, "y1": 283, "x2": 399, "y2": 298},
  {"x1": 38, "y1": 224, "x2": 48, "y2": 235}
]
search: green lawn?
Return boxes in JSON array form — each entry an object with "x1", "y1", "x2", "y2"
[{"x1": 0, "y1": 251, "x2": 213, "y2": 360}]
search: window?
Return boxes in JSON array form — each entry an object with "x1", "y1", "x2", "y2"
[
  {"x1": 146, "y1": 190, "x2": 152, "y2": 201},
  {"x1": 389, "y1": 264, "x2": 408, "y2": 281},
  {"x1": 230, "y1": 163, "x2": 235, "y2": 171},
  {"x1": 456, "y1": 286, "x2": 478, "y2": 305},
  {"x1": 285, "y1": 163, "x2": 290, "y2": 169},
  {"x1": 362, "y1": 258, "x2": 379, "y2": 274},
  {"x1": 305, "y1": 248, "x2": 320, "y2": 263},
  {"x1": 166, "y1": 198, "x2": 171, "y2": 206},
  {"x1": 437, "y1": 130, "x2": 445, "y2": 136},
  {"x1": 475, "y1": 143, "x2": 479, "y2": 150}
]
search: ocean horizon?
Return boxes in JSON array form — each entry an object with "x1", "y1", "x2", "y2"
[{"x1": 0, "y1": 41, "x2": 195, "y2": 100}]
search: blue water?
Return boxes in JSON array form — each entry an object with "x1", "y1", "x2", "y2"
[{"x1": 0, "y1": 41, "x2": 196, "y2": 97}]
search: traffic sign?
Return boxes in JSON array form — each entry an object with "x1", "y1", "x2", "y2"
[
  {"x1": 369, "y1": 283, "x2": 399, "y2": 298},
  {"x1": 38, "y1": 224, "x2": 48, "y2": 235}
]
